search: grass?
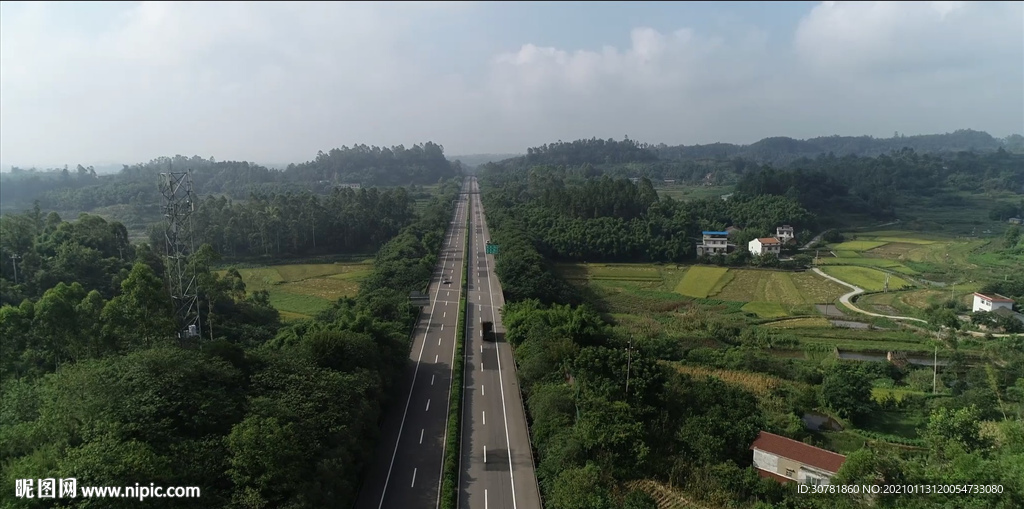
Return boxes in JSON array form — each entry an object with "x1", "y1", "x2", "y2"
[
  {"x1": 763, "y1": 317, "x2": 831, "y2": 329},
  {"x1": 860, "y1": 409, "x2": 925, "y2": 439},
  {"x1": 674, "y1": 266, "x2": 729, "y2": 298},
  {"x1": 219, "y1": 261, "x2": 373, "y2": 320},
  {"x1": 819, "y1": 265, "x2": 912, "y2": 292},
  {"x1": 831, "y1": 240, "x2": 889, "y2": 251},
  {"x1": 741, "y1": 301, "x2": 789, "y2": 318},
  {"x1": 656, "y1": 184, "x2": 734, "y2": 202},
  {"x1": 834, "y1": 250, "x2": 862, "y2": 258},
  {"x1": 872, "y1": 387, "x2": 928, "y2": 403},
  {"x1": 670, "y1": 363, "x2": 788, "y2": 397}
]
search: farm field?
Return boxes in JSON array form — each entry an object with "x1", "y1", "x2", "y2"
[
  {"x1": 831, "y1": 240, "x2": 888, "y2": 251},
  {"x1": 815, "y1": 255, "x2": 920, "y2": 275},
  {"x1": 218, "y1": 261, "x2": 373, "y2": 320},
  {"x1": 710, "y1": 269, "x2": 847, "y2": 307},
  {"x1": 819, "y1": 265, "x2": 912, "y2": 292},
  {"x1": 656, "y1": 184, "x2": 733, "y2": 202},
  {"x1": 674, "y1": 266, "x2": 729, "y2": 298}
]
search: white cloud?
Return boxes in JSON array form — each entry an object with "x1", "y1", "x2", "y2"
[
  {"x1": 794, "y1": 1, "x2": 1022, "y2": 75},
  {"x1": 0, "y1": 1, "x2": 1020, "y2": 167}
]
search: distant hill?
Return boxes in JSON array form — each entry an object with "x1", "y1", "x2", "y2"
[
  {"x1": 652, "y1": 129, "x2": 1015, "y2": 166},
  {"x1": 448, "y1": 153, "x2": 522, "y2": 168},
  {"x1": 495, "y1": 130, "x2": 1020, "y2": 169}
]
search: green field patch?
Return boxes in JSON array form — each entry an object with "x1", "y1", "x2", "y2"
[
  {"x1": 268, "y1": 292, "x2": 334, "y2": 319},
  {"x1": 831, "y1": 240, "x2": 888, "y2": 251},
  {"x1": 675, "y1": 266, "x2": 729, "y2": 298},
  {"x1": 219, "y1": 261, "x2": 373, "y2": 320},
  {"x1": 833, "y1": 251, "x2": 862, "y2": 258},
  {"x1": 741, "y1": 301, "x2": 789, "y2": 318},
  {"x1": 585, "y1": 263, "x2": 663, "y2": 281},
  {"x1": 710, "y1": 269, "x2": 847, "y2": 306},
  {"x1": 872, "y1": 237, "x2": 936, "y2": 245},
  {"x1": 820, "y1": 266, "x2": 912, "y2": 292},
  {"x1": 816, "y1": 257, "x2": 920, "y2": 275}
]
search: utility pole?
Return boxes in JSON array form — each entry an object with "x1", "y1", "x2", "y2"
[
  {"x1": 9, "y1": 254, "x2": 21, "y2": 285},
  {"x1": 625, "y1": 336, "x2": 633, "y2": 398},
  {"x1": 932, "y1": 346, "x2": 938, "y2": 394}
]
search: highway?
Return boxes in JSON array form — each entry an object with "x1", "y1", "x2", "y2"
[
  {"x1": 355, "y1": 179, "x2": 469, "y2": 509},
  {"x1": 459, "y1": 176, "x2": 542, "y2": 509}
]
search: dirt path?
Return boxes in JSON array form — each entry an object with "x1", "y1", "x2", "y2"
[{"x1": 812, "y1": 267, "x2": 1014, "y2": 337}]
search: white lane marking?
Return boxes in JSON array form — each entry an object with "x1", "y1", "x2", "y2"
[
  {"x1": 482, "y1": 223, "x2": 520, "y2": 509},
  {"x1": 483, "y1": 411, "x2": 486, "y2": 425},
  {"x1": 438, "y1": 337, "x2": 442, "y2": 346},
  {"x1": 435, "y1": 354, "x2": 438, "y2": 363},
  {"x1": 485, "y1": 489, "x2": 488, "y2": 509},
  {"x1": 376, "y1": 199, "x2": 463, "y2": 509},
  {"x1": 426, "y1": 399, "x2": 430, "y2": 411},
  {"x1": 441, "y1": 324, "x2": 444, "y2": 331},
  {"x1": 479, "y1": 305, "x2": 482, "y2": 311},
  {"x1": 411, "y1": 468, "x2": 417, "y2": 488},
  {"x1": 484, "y1": 446, "x2": 487, "y2": 464},
  {"x1": 431, "y1": 374, "x2": 435, "y2": 385},
  {"x1": 420, "y1": 429, "x2": 424, "y2": 444},
  {"x1": 447, "y1": 291, "x2": 450, "y2": 297},
  {"x1": 480, "y1": 344, "x2": 482, "y2": 353},
  {"x1": 443, "y1": 312, "x2": 446, "y2": 318},
  {"x1": 482, "y1": 385, "x2": 485, "y2": 396}
]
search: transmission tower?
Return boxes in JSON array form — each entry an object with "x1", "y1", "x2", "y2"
[{"x1": 160, "y1": 170, "x2": 202, "y2": 341}]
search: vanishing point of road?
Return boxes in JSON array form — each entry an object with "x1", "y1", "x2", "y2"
[{"x1": 355, "y1": 176, "x2": 541, "y2": 509}]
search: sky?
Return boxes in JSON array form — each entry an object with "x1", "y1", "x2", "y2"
[{"x1": 1, "y1": 1, "x2": 1022, "y2": 168}]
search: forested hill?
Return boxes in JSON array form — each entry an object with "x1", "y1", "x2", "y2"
[
  {"x1": 496, "y1": 130, "x2": 1019, "y2": 169},
  {"x1": 0, "y1": 142, "x2": 459, "y2": 213}
]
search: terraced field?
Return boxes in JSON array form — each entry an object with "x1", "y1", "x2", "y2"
[
  {"x1": 819, "y1": 265, "x2": 912, "y2": 292},
  {"x1": 219, "y1": 261, "x2": 373, "y2": 320},
  {"x1": 674, "y1": 266, "x2": 729, "y2": 298}
]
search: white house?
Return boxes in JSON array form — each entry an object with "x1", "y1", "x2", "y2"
[
  {"x1": 696, "y1": 231, "x2": 730, "y2": 256},
  {"x1": 750, "y1": 431, "x2": 846, "y2": 486},
  {"x1": 973, "y1": 293, "x2": 1015, "y2": 313},
  {"x1": 749, "y1": 237, "x2": 781, "y2": 256},
  {"x1": 776, "y1": 225, "x2": 795, "y2": 244}
]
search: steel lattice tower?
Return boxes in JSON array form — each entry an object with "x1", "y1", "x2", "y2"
[{"x1": 160, "y1": 170, "x2": 202, "y2": 341}]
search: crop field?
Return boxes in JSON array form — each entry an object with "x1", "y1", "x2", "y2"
[
  {"x1": 833, "y1": 250, "x2": 862, "y2": 258},
  {"x1": 819, "y1": 266, "x2": 912, "y2": 292},
  {"x1": 670, "y1": 363, "x2": 787, "y2": 397},
  {"x1": 710, "y1": 269, "x2": 847, "y2": 306},
  {"x1": 561, "y1": 263, "x2": 663, "y2": 281},
  {"x1": 762, "y1": 317, "x2": 831, "y2": 329},
  {"x1": 831, "y1": 240, "x2": 889, "y2": 251},
  {"x1": 859, "y1": 289, "x2": 972, "y2": 317},
  {"x1": 219, "y1": 261, "x2": 372, "y2": 320},
  {"x1": 656, "y1": 184, "x2": 734, "y2": 202},
  {"x1": 674, "y1": 266, "x2": 729, "y2": 298},
  {"x1": 816, "y1": 256, "x2": 920, "y2": 275}
]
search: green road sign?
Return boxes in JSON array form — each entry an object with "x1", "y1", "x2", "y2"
[{"x1": 485, "y1": 243, "x2": 499, "y2": 255}]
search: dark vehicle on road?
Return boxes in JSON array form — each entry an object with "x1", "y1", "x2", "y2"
[{"x1": 481, "y1": 320, "x2": 494, "y2": 341}]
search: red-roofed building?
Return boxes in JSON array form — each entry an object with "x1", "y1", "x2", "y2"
[
  {"x1": 750, "y1": 431, "x2": 846, "y2": 486},
  {"x1": 972, "y1": 293, "x2": 1015, "y2": 313},
  {"x1": 748, "y1": 237, "x2": 781, "y2": 256}
]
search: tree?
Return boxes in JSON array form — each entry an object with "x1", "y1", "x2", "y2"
[
  {"x1": 820, "y1": 363, "x2": 874, "y2": 422},
  {"x1": 101, "y1": 262, "x2": 175, "y2": 349},
  {"x1": 924, "y1": 405, "x2": 990, "y2": 454}
]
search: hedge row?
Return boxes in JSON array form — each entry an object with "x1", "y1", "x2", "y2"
[{"x1": 440, "y1": 190, "x2": 471, "y2": 509}]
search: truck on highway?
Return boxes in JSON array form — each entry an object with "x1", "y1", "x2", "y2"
[{"x1": 481, "y1": 320, "x2": 494, "y2": 341}]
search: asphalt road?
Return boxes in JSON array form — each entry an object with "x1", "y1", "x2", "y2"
[
  {"x1": 354, "y1": 180, "x2": 470, "y2": 509},
  {"x1": 459, "y1": 176, "x2": 543, "y2": 509}
]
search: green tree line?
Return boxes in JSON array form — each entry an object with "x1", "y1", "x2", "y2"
[{"x1": 0, "y1": 179, "x2": 463, "y2": 507}]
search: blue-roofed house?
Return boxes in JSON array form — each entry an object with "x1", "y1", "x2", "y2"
[{"x1": 697, "y1": 231, "x2": 731, "y2": 256}]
